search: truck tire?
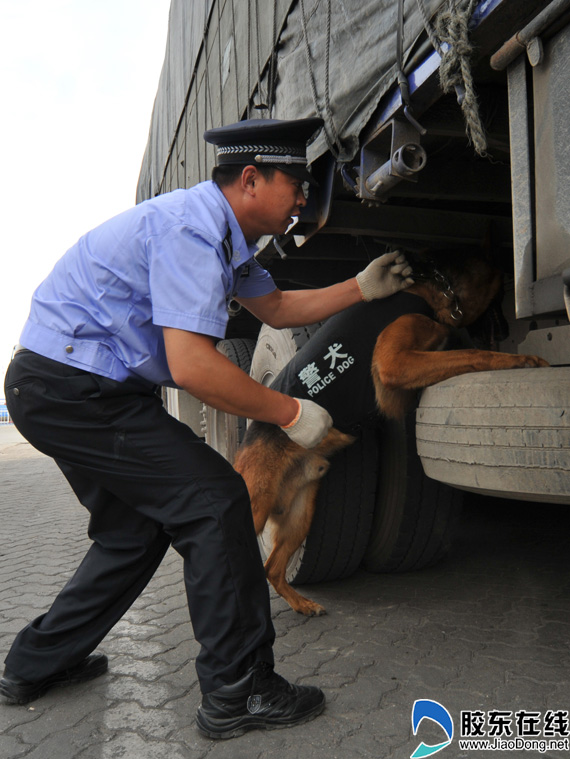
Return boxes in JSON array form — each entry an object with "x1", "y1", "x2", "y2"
[
  {"x1": 363, "y1": 413, "x2": 463, "y2": 573},
  {"x1": 416, "y1": 367, "x2": 570, "y2": 504},
  {"x1": 250, "y1": 323, "x2": 379, "y2": 585},
  {"x1": 202, "y1": 338, "x2": 255, "y2": 463}
]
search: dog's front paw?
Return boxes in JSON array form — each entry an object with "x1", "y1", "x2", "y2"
[
  {"x1": 295, "y1": 598, "x2": 327, "y2": 617},
  {"x1": 305, "y1": 603, "x2": 327, "y2": 617},
  {"x1": 519, "y1": 355, "x2": 550, "y2": 368}
]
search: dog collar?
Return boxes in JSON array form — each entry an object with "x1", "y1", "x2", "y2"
[{"x1": 432, "y1": 268, "x2": 464, "y2": 322}]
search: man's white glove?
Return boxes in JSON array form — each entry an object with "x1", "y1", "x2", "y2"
[
  {"x1": 280, "y1": 398, "x2": 333, "y2": 448},
  {"x1": 356, "y1": 251, "x2": 414, "y2": 301}
]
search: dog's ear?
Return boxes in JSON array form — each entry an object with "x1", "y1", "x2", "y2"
[{"x1": 406, "y1": 247, "x2": 436, "y2": 276}]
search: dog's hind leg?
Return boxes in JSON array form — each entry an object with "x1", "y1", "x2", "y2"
[
  {"x1": 234, "y1": 431, "x2": 291, "y2": 535},
  {"x1": 235, "y1": 425, "x2": 355, "y2": 615},
  {"x1": 264, "y1": 478, "x2": 327, "y2": 616}
]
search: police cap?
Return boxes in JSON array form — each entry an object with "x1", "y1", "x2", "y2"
[{"x1": 204, "y1": 117, "x2": 324, "y2": 186}]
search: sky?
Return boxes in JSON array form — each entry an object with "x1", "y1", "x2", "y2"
[{"x1": 0, "y1": 0, "x2": 172, "y2": 388}]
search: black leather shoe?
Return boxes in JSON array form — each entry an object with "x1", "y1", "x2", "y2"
[
  {"x1": 196, "y1": 661, "x2": 326, "y2": 739},
  {"x1": 0, "y1": 653, "x2": 108, "y2": 705}
]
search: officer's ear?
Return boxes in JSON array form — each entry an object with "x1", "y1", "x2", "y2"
[{"x1": 241, "y1": 165, "x2": 258, "y2": 196}]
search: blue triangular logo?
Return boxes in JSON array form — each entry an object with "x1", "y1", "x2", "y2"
[{"x1": 410, "y1": 700, "x2": 454, "y2": 758}]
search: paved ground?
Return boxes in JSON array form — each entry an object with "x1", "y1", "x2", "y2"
[{"x1": 1, "y1": 423, "x2": 569, "y2": 759}]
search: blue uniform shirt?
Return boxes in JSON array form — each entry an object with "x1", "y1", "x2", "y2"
[{"x1": 20, "y1": 181, "x2": 276, "y2": 386}]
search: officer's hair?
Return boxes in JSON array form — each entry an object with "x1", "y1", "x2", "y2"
[{"x1": 211, "y1": 164, "x2": 276, "y2": 188}]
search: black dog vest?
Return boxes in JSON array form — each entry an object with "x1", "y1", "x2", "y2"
[{"x1": 270, "y1": 292, "x2": 434, "y2": 433}]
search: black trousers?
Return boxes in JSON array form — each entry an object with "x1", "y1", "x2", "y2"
[{"x1": 4, "y1": 350, "x2": 275, "y2": 694}]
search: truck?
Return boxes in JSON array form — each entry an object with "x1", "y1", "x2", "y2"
[{"x1": 137, "y1": 0, "x2": 570, "y2": 588}]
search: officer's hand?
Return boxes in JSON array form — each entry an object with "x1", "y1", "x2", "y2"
[
  {"x1": 356, "y1": 251, "x2": 414, "y2": 301},
  {"x1": 280, "y1": 398, "x2": 333, "y2": 448}
]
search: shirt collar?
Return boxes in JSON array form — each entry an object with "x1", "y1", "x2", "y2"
[{"x1": 209, "y1": 181, "x2": 259, "y2": 269}]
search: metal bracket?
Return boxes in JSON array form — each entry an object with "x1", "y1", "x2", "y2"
[
  {"x1": 490, "y1": 0, "x2": 570, "y2": 70},
  {"x1": 358, "y1": 118, "x2": 427, "y2": 202},
  {"x1": 526, "y1": 36, "x2": 544, "y2": 67}
]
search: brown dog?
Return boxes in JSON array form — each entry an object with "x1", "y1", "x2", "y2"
[{"x1": 234, "y1": 251, "x2": 548, "y2": 616}]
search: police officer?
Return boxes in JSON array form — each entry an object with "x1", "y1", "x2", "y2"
[{"x1": 1, "y1": 117, "x2": 413, "y2": 739}]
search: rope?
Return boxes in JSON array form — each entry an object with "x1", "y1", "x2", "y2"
[
  {"x1": 396, "y1": 0, "x2": 408, "y2": 103},
  {"x1": 299, "y1": 0, "x2": 342, "y2": 158},
  {"x1": 254, "y1": 0, "x2": 265, "y2": 109},
  {"x1": 247, "y1": 0, "x2": 251, "y2": 117},
  {"x1": 323, "y1": 0, "x2": 341, "y2": 147},
  {"x1": 433, "y1": 0, "x2": 487, "y2": 155},
  {"x1": 230, "y1": 0, "x2": 240, "y2": 120},
  {"x1": 268, "y1": 0, "x2": 278, "y2": 115},
  {"x1": 203, "y1": 18, "x2": 214, "y2": 177},
  {"x1": 396, "y1": 0, "x2": 427, "y2": 135},
  {"x1": 217, "y1": 0, "x2": 224, "y2": 123},
  {"x1": 416, "y1": 0, "x2": 443, "y2": 55}
]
